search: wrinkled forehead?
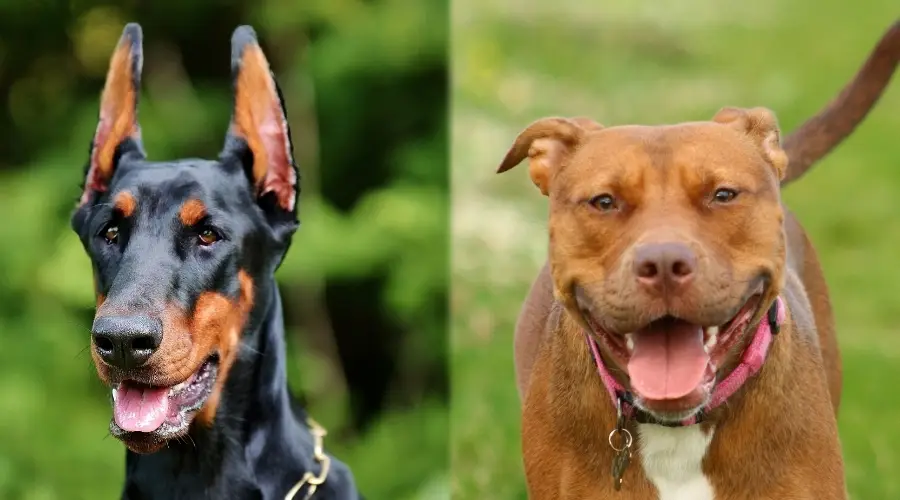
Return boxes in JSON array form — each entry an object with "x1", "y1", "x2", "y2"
[
  {"x1": 562, "y1": 123, "x2": 770, "y2": 190},
  {"x1": 109, "y1": 159, "x2": 246, "y2": 216}
]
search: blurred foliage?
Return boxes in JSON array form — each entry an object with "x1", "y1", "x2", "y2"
[
  {"x1": 0, "y1": 1, "x2": 447, "y2": 499},
  {"x1": 452, "y1": 0, "x2": 900, "y2": 499}
]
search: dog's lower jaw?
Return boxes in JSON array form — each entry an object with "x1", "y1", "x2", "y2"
[
  {"x1": 122, "y1": 436, "x2": 166, "y2": 455},
  {"x1": 580, "y1": 287, "x2": 767, "y2": 418},
  {"x1": 120, "y1": 282, "x2": 361, "y2": 499},
  {"x1": 109, "y1": 355, "x2": 221, "y2": 453}
]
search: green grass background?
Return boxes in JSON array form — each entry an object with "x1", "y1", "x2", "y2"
[{"x1": 451, "y1": 1, "x2": 900, "y2": 498}]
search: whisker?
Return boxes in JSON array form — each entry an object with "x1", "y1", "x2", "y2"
[
  {"x1": 74, "y1": 345, "x2": 91, "y2": 360},
  {"x1": 241, "y1": 345, "x2": 262, "y2": 356}
]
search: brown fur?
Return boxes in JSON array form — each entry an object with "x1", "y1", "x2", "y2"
[
  {"x1": 507, "y1": 110, "x2": 845, "y2": 496},
  {"x1": 178, "y1": 199, "x2": 207, "y2": 226},
  {"x1": 501, "y1": 22, "x2": 900, "y2": 496},
  {"x1": 81, "y1": 39, "x2": 141, "y2": 206},
  {"x1": 90, "y1": 270, "x2": 255, "y2": 451},
  {"x1": 231, "y1": 45, "x2": 296, "y2": 212},
  {"x1": 113, "y1": 191, "x2": 137, "y2": 218}
]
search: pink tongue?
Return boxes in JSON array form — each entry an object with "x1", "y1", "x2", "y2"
[
  {"x1": 113, "y1": 382, "x2": 170, "y2": 432},
  {"x1": 627, "y1": 320, "x2": 709, "y2": 400}
]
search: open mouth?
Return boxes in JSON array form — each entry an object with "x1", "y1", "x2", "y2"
[
  {"x1": 109, "y1": 353, "x2": 218, "y2": 445},
  {"x1": 587, "y1": 292, "x2": 763, "y2": 416}
]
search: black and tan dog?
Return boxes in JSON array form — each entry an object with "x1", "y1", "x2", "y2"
[
  {"x1": 501, "y1": 21, "x2": 898, "y2": 500},
  {"x1": 71, "y1": 24, "x2": 361, "y2": 499}
]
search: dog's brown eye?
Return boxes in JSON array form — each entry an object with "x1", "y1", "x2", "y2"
[
  {"x1": 589, "y1": 194, "x2": 618, "y2": 212},
  {"x1": 713, "y1": 188, "x2": 738, "y2": 204},
  {"x1": 104, "y1": 225, "x2": 119, "y2": 244},
  {"x1": 198, "y1": 229, "x2": 219, "y2": 246}
]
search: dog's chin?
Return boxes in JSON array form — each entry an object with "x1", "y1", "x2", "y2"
[
  {"x1": 585, "y1": 292, "x2": 764, "y2": 423},
  {"x1": 108, "y1": 354, "x2": 219, "y2": 454}
]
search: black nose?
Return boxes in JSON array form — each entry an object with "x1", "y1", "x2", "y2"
[{"x1": 91, "y1": 315, "x2": 163, "y2": 369}]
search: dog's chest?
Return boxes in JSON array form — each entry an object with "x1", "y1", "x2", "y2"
[{"x1": 637, "y1": 424, "x2": 715, "y2": 500}]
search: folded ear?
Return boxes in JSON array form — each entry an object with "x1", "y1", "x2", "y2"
[
  {"x1": 220, "y1": 25, "x2": 298, "y2": 215},
  {"x1": 80, "y1": 23, "x2": 145, "y2": 206},
  {"x1": 496, "y1": 117, "x2": 601, "y2": 196},
  {"x1": 712, "y1": 107, "x2": 788, "y2": 180}
]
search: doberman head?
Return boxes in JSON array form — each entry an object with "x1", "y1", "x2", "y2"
[{"x1": 71, "y1": 23, "x2": 299, "y2": 453}]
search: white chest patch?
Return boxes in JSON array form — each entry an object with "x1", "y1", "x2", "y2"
[{"x1": 637, "y1": 423, "x2": 715, "y2": 500}]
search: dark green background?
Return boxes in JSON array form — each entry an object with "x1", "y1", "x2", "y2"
[{"x1": 0, "y1": 1, "x2": 448, "y2": 499}]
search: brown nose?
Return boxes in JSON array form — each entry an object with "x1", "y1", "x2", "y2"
[{"x1": 633, "y1": 242, "x2": 697, "y2": 292}]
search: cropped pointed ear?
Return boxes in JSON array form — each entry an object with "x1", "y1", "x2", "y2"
[
  {"x1": 220, "y1": 25, "x2": 299, "y2": 215},
  {"x1": 496, "y1": 117, "x2": 602, "y2": 196},
  {"x1": 712, "y1": 107, "x2": 788, "y2": 181},
  {"x1": 80, "y1": 23, "x2": 145, "y2": 206}
]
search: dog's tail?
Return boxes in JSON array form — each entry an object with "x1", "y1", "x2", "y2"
[{"x1": 781, "y1": 20, "x2": 900, "y2": 186}]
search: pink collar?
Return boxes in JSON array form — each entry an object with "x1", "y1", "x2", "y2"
[{"x1": 583, "y1": 297, "x2": 785, "y2": 426}]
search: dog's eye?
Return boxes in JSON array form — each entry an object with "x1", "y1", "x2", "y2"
[
  {"x1": 103, "y1": 225, "x2": 119, "y2": 245},
  {"x1": 713, "y1": 188, "x2": 738, "y2": 204},
  {"x1": 589, "y1": 194, "x2": 618, "y2": 212},
  {"x1": 197, "y1": 228, "x2": 220, "y2": 246}
]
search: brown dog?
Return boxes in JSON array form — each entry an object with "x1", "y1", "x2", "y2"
[{"x1": 499, "y1": 21, "x2": 899, "y2": 500}]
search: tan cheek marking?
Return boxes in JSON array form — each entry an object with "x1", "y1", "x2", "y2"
[
  {"x1": 90, "y1": 301, "x2": 197, "y2": 388},
  {"x1": 113, "y1": 191, "x2": 136, "y2": 217},
  {"x1": 152, "y1": 305, "x2": 197, "y2": 384},
  {"x1": 90, "y1": 348, "x2": 110, "y2": 385},
  {"x1": 194, "y1": 270, "x2": 255, "y2": 426},
  {"x1": 179, "y1": 199, "x2": 207, "y2": 226}
]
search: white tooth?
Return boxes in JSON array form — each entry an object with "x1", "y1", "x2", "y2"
[
  {"x1": 112, "y1": 388, "x2": 117, "y2": 402},
  {"x1": 625, "y1": 333, "x2": 635, "y2": 352},
  {"x1": 704, "y1": 326, "x2": 719, "y2": 352}
]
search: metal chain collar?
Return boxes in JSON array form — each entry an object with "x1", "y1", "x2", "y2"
[{"x1": 284, "y1": 417, "x2": 331, "y2": 500}]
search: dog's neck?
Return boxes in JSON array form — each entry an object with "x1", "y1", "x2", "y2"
[
  {"x1": 121, "y1": 278, "x2": 358, "y2": 499},
  {"x1": 536, "y1": 300, "x2": 834, "y2": 496}
]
